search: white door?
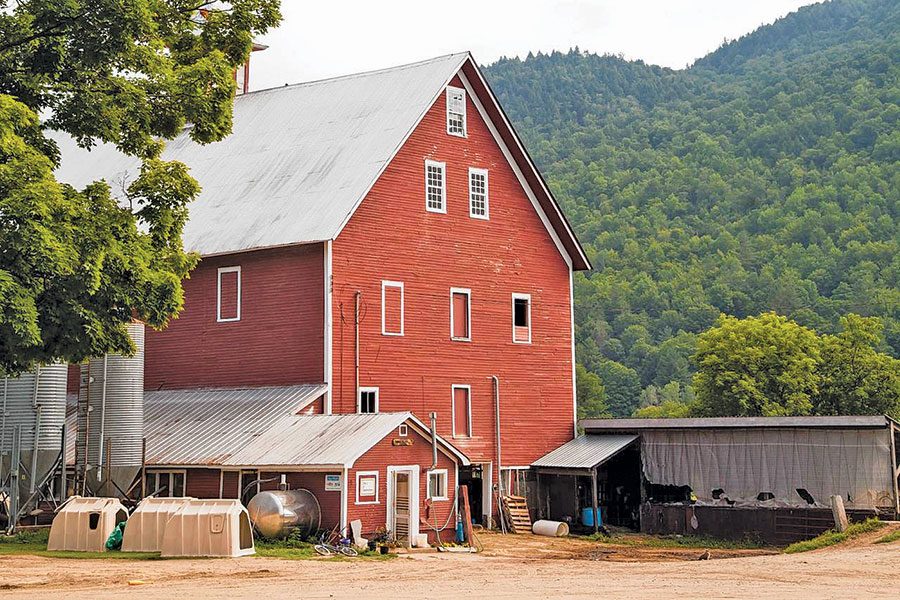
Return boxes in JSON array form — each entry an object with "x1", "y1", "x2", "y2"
[{"x1": 387, "y1": 466, "x2": 419, "y2": 546}]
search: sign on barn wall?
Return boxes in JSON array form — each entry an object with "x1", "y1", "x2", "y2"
[{"x1": 325, "y1": 474, "x2": 342, "y2": 491}]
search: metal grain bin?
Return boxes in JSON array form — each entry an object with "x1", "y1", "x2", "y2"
[
  {"x1": 82, "y1": 322, "x2": 145, "y2": 496},
  {"x1": 0, "y1": 363, "x2": 68, "y2": 501},
  {"x1": 247, "y1": 489, "x2": 322, "y2": 538}
]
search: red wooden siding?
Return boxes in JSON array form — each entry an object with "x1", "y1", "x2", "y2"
[
  {"x1": 348, "y1": 424, "x2": 458, "y2": 544},
  {"x1": 185, "y1": 468, "x2": 223, "y2": 498},
  {"x1": 331, "y1": 72, "x2": 575, "y2": 468},
  {"x1": 145, "y1": 244, "x2": 325, "y2": 390}
]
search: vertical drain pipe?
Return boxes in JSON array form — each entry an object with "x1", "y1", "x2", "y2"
[
  {"x1": 29, "y1": 366, "x2": 41, "y2": 494},
  {"x1": 429, "y1": 412, "x2": 438, "y2": 469},
  {"x1": 354, "y1": 292, "x2": 361, "y2": 410},
  {"x1": 492, "y1": 376, "x2": 502, "y2": 495},
  {"x1": 97, "y1": 355, "x2": 109, "y2": 482}
]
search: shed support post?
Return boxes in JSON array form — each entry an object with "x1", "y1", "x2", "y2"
[
  {"x1": 590, "y1": 467, "x2": 599, "y2": 535},
  {"x1": 535, "y1": 471, "x2": 543, "y2": 520},
  {"x1": 890, "y1": 423, "x2": 899, "y2": 519}
]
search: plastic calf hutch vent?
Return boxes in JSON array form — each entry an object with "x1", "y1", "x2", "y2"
[
  {"x1": 122, "y1": 497, "x2": 196, "y2": 552},
  {"x1": 48, "y1": 497, "x2": 127, "y2": 552},
  {"x1": 160, "y1": 499, "x2": 255, "y2": 558}
]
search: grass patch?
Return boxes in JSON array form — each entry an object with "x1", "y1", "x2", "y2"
[
  {"x1": 874, "y1": 529, "x2": 900, "y2": 545},
  {"x1": 582, "y1": 532, "x2": 766, "y2": 550},
  {"x1": 784, "y1": 518, "x2": 886, "y2": 554},
  {"x1": 254, "y1": 532, "x2": 393, "y2": 561}
]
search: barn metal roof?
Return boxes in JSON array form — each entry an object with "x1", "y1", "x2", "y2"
[
  {"x1": 580, "y1": 415, "x2": 897, "y2": 431},
  {"x1": 531, "y1": 434, "x2": 638, "y2": 471},
  {"x1": 66, "y1": 384, "x2": 468, "y2": 469},
  {"x1": 226, "y1": 412, "x2": 469, "y2": 469},
  {"x1": 49, "y1": 52, "x2": 590, "y2": 269}
]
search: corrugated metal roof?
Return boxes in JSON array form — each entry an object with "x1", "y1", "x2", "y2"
[
  {"x1": 66, "y1": 385, "x2": 468, "y2": 468},
  {"x1": 580, "y1": 415, "x2": 895, "y2": 431},
  {"x1": 66, "y1": 384, "x2": 325, "y2": 466},
  {"x1": 51, "y1": 53, "x2": 470, "y2": 256},
  {"x1": 531, "y1": 434, "x2": 638, "y2": 470}
]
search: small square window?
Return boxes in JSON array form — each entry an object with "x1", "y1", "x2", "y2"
[
  {"x1": 446, "y1": 86, "x2": 466, "y2": 137},
  {"x1": 512, "y1": 294, "x2": 531, "y2": 344},
  {"x1": 427, "y1": 469, "x2": 448, "y2": 500},
  {"x1": 469, "y1": 168, "x2": 489, "y2": 219},
  {"x1": 398, "y1": 424, "x2": 408, "y2": 437},
  {"x1": 358, "y1": 388, "x2": 379, "y2": 414},
  {"x1": 425, "y1": 160, "x2": 446, "y2": 213},
  {"x1": 450, "y1": 288, "x2": 471, "y2": 341}
]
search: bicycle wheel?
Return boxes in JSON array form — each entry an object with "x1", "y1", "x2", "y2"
[
  {"x1": 339, "y1": 545, "x2": 358, "y2": 557},
  {"x1": 314, "y1": 544, "x2": 333, "y2": 556}
]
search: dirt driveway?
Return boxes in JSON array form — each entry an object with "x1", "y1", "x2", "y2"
[{"x1": 1, "y1": 532, "x2": 897, "y2": 599}]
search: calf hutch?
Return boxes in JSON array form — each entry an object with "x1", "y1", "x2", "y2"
[{"x1": 532, "y1": 416, "x2": 900, "y2": 544}]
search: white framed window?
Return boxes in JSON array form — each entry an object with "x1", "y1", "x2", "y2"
[
  {"x1": 468, "y1": 168, "x2": 489, "y2": 219},
  {"x1": 425, "y1": 160, "x2": 446, "y2": 213},
  {"x1": 398, "y1": 424, "x2": 408, "y2": 437},
  {"x1": 427, "y1": 469, "x2": 449, "y2": 501},
  {"x1": 446, "y1": 86, "x2": 466, "y2": 137},
  {"x1": 217, "y1": 266, "x2": 241, "y2": 322},
  {"x1": 381, "y1": 280, "x2": 404, "y2": 336},
  {"x1": 449, "y1": 287, "x2": 471, "y2": 341},
  {"x1": 451, "y1": 384, "x2": 472, "y2": 438},
  {"x1": 512, "y1": 293, "x2": 531, "y2": 344},
  {"x1": 355, "y1": 471, "x2": 379, "y2": 505},
  {"x1": 146, "y1": 470, "x2": 186, "y2": 497},
  {"x1": 358, "y1": 387, "x2": 379, "y2": 414}
]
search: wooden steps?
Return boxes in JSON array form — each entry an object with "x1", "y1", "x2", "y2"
[{"x1": 501, "y1": 495, "x2": 532, "y2": 534}]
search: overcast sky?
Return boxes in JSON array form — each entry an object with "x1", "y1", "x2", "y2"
[{"x1": 249, "y1": 0, "x2": 817, "y2": 90}]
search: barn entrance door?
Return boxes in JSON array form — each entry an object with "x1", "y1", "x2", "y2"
[{"x1": 387, "y1": 465, "x2": 419, "y2": 547}]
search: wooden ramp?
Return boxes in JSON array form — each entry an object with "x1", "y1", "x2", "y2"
[{"x1": 501, "y1": 495, "x2": 532, "y2": 534}]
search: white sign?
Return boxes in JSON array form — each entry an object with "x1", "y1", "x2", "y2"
[
  {"x1": 325, "y1": 474, "x2": 342, "y2": 491},
  {"x1": 359, "y1": 476, "x2": 377, "y2": 497}
]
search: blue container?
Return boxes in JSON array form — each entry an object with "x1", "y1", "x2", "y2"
[
  {"x1": 581, "y1": 506, "x2": 602, "y2": 528},
  {"x1": 455, "y1": 520, "x2": 465, "y2": 543}
]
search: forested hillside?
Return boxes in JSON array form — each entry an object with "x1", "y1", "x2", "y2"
[{"x1": 484, "y1": 0, "x2": 899, "y2": 417}]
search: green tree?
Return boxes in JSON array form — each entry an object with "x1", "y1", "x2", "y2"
[
  {"x1": 692, "y1": 313, "x2": 821, "y2": 416},
  {"x1": 595, "y1": 360, "x2": 642, "y2": 417},
  {"x1": 815, "y1": 315, "x2": 900, "y2": 418},
  {"x1": 0, "y1": 1, "x2": 281, "y2": 374},
  {"x1": 576, "y1": 363, "x2": 609, "y2": 419}
]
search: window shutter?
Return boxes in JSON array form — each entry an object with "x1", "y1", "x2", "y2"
[
  {"x1": 382, "y1": 282, "x2": 403, "y2": 335},
  {"x1": 453, "y1": 387, "x2": 470, "y2": 437},
  {"x1": 452, "y1": 292, "x2": 469, "y2": 339},
  {"x1": 218, "y1": 268, "x2": 241, "y2": 322}
]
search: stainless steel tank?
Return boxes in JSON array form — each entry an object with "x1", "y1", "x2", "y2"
[
  {"x1": 82, "y1": 322, "x2": 145, "y2": 497},
  {"x1": 247, "y1": 489, "x2": 322, "y2": 538},
  {"x1": 0, "y1": 363, "x2": 68, "y2": 500}
]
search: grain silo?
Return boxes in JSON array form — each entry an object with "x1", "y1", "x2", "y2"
[
  {"x1": 79, "y1": 322, "x2": 145, "y2": 497},
  {"x1": 0, "y1": 363, "x2": 68, "y2": 521}
]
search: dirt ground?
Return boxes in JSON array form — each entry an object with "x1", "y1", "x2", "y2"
[{"x1": 1, "y1": 529, "x2": 897, "y2": 600}]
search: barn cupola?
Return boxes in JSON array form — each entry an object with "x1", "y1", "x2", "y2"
[{"x1": 235, "y1": 42, "x2": 268, "y2": 95}]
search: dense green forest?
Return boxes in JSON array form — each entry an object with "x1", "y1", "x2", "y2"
[{"x1": 484, "y1": 0, "x2": 899, "y2": 418}]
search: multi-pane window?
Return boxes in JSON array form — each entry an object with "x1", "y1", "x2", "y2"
[
  {"x1": 217, "y1": 266, "x2": 241, "y2": 322},
  {"x1": 381, "y1": 280, "x2": 404, "y2": 336},
  {"x1": 425, "y1": 160, "x2": 446, "y2": 213},
  {"x1": 450, "y1": 288, "x2": 471, "y2": 341},
  {"x1": 452, "y1": 385, "x2": 471, "y2": 437},
  {"x1": 427, "y1": 469, "x2": 449, "y2": 500},
  {"x1": 469, "y1": 168, "x2": 489, "y2": 219},
  {"x1": 512, "y1": 293, "x2": 531, "y2": 344},
  {"x1": 146, "y1": 471, "x2": 185, "y2": 497},
  {"x1": 358, "y1": 387, "x2": 379, "y2": 414},
  {"x1": 446, "y1": 86, "x2": 466, "y2": 137}
]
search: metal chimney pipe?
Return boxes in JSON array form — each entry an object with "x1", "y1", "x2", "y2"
[{"x1": 430, "y1": 412, "x2": 438, "y2": 470}]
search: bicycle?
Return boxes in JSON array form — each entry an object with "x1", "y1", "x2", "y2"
[{"x1": 314, "y1": 525, "x2": 359, "y2": 557}]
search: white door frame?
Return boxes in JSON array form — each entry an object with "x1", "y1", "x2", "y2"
[
  {"x1": 386, "y1": 465, "x2": 420, "y2": 543},
  {"x1": 482, "y1": 462, "x2": 493, "y2": 529}
]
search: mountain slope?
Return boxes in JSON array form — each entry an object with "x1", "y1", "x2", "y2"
[{"x1": 484, "y1": 0, "x2": 900, "y2": 417}]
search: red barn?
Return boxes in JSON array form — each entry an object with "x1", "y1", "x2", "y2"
[{"x1": 57, "y1": 52, "x2": 590, "y2": 541}]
